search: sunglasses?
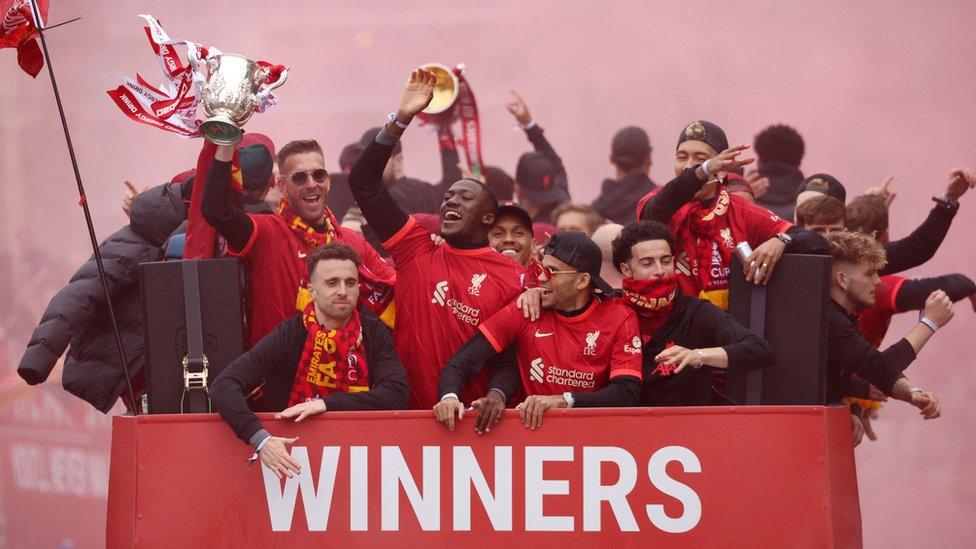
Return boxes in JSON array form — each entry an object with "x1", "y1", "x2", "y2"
[
  {"x1": 289, "y1": 169, "x2": 329, "y2": 186},
  {"x1": 533, "y1": 262, "x2": 578, "y2": 280}
]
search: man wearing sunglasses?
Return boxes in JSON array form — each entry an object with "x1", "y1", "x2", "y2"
[
  {"x1": 347, "y1": 68, "x2": 526, "y2": 412},
  {"x1": 434, "y1": 231, "x2": 644, "y2": 433},
  {"x1": 203, "y1": 139, "x2": 396, "y2": 350}
]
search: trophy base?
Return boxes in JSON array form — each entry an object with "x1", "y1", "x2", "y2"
[{"x1": 200, "y1": 116, "x2": 243, "y2": 146}]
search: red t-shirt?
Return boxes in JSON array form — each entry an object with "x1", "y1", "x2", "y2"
[
  {"x1": 479, "y1": 299, "x2": 643, "y2": 396},
  {"x1": 229, "y1": 214, "x2": 395, "y2": 348},
  {"x1": 671, "y1": 193, "x2": 792, "y2": 309},
  {"x1": 858, "y1": 275, "x2": 906, "y2": 348},
  {"x1": 383, "y1": 217, "x2": 526, "y2": 409}
]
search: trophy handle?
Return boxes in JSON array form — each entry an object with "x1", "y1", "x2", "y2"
[{"x1": 254, "y1": 68, "x2": 288, "y2": 106}]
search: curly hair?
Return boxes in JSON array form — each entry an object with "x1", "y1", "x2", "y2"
[
  {"x1": 845, "y1": 195, "x2": 889, "y2": 237},
  {"x1": 611, "y1": 220, "x2": 675, "y2": 271},
  {"x1": 795, "y1": 195, "x2": 846, "y2": 227},
  {"x1": 826, "y1": 230, "x2": 886, "y2": 270},
  {"x1": 754, "y1": 124, "x2": 805, "y2": 168}
]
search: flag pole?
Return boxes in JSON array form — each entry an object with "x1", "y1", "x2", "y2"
[{"x1": 26, "y1": 0, "x2": 139, "y2": 413}]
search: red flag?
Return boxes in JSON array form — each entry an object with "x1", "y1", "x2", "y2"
[{"x1": 1, "y1": 0, "x2": 50, "y2": 77}]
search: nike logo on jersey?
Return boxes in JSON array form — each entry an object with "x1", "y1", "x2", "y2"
[{"x1": 534, "y1": 330, "x2": 554, "y2": 338}]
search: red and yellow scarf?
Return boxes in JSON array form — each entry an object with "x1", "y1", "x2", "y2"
[
  {"x1": 288, "y1": 302, "x2": 370, "y2": 406},
  {"x1": 672, "y1": 185, "x2": 733, "y2": 293},
  {"x1": 278, "y1": 197, "x2": 396, "y2": 325}
]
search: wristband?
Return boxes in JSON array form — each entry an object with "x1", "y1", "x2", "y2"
[
  {"x1": 562, "y1": 392, "x2": 575, "y2": 408},
  {"x1": 440, "y1": 393, "x2": 460, "y2": 402},
  {"x1": 919, "y1": 316, "x2": 938, "y2": 333},
  {"x1": 701, "y1": 158, "x2": 714, "y2": 176},
  {"x1": 522, "y1": 120, "x2": 537, "y2": 130},
  {"x1": 694, "y1": 349, "x2": 705, "y2": 369},
  {"x1": 387, "y1": 112, "x2": 409, "y2": 130}
]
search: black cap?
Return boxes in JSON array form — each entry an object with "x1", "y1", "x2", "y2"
[
  {"x1": 611, "y1": 126, "x2": 651, "y2": 170},
  {"x1": 797, "y1": 173, "x2": 846, "y2": 203},
  {"x1": 238, "y1": 144, "x2": 275, "y2": 197},
  {"x1": 541, "y1": 231, "x2": 615, "y2": 295},
  {"x1": 515, "y1": 152, "x2": 570, "y2": 208},
  {"x1": 338, "y1": 142, "x2": 364, "y2": 171},
  {"x1": 677, "y1": 120, "x2": 728, "y2": 154},
  {"x1": 494, "y1": 203, "x2": 534, "y2": 234},
  {"x1": 360, "y1": 127, "x2": 403, "y2": 156}
]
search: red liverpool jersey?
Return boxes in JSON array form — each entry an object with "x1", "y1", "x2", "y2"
[
  {"x1": 674, "y1": 192, "x2": 791, "y2": 310},
  {"x1": 858, "y1": 275, "x2": 906, "y2": 348},
  {"x1": 229, "y1": 213, "x2": 395, "y2": 348},
  {"x1": 479, "y1": 299, "x2": 643, "y2": 396},
  {"x1": 383, "y1": 217, "x2": 525, "y2": 409}
]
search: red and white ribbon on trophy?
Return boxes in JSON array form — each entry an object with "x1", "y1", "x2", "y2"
[
  {"x1": 417, "y1": 64, "x2": 485, "y2": 180},
  {"x1": 106, "y1": 14, "x2": 285, "y2": 139}
]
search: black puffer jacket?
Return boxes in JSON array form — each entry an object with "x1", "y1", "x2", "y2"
[{"x1": 17, "y1": 182, "x2": 188, "y2": 412}]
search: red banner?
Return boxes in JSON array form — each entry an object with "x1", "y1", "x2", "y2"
[{"x1": 107, "y1": 406, "x2": 860, "y2": 547}]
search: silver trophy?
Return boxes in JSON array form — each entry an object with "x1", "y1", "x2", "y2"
[{"x1": 198, "y1": 54, "x2": 288, "y2": 145}]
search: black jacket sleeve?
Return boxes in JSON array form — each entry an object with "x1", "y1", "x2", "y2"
[
  {"x1": 880, "y1": 201, "x2": 958, "y2": 275},
  {"x1": 211, "y1": 316, "x2": 304, "y2": 445},
  {"x1": 17, "y1": 227, "x2": 156, "y2": 385},
  {"x1": 485, "y1": 347, "x2": 520, "y2": 404},
  {"x1": 322, "y1": 316, "x2": 410, "y2": 411},
  {"x1": 831, "y1": 317, "x2": 915, "y2": 396},
  {"x1": 847, "y1": 376, "x2": 873, "y2": 400},
  {"x1": 894, "y1": 274, "x2": 976, "y2": 311},
  {"x1": 438, "y1": 332, "x2": 499, "y2": 398},
  {"x1": 639, "y1": 167, "x2": 704, "y2": 222},
  {"x1": 784, "y1": 226, "x2": 830, "y2": 254},
  {"x1": 696, "y1": 301, "x2": 776, "y2": 373},
  {"x1": 572, "y1": 376, "x2": 642, "y2": 407},
  {"x1": 201, "y1": 159, "x2": 253, "y2": 251},
  {"x1": 525, "y1": 125, "x2": 568, "y2": 190},
  {"x1": 347, "y1": 132, "x2": 411, "y2": 242}
]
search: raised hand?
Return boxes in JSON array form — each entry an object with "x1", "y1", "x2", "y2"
[
  {"x1": 923, "y1": 289, "x2": 953, "y2": 328},
  {"x1": 122, "y1": 180, "x2": 148, "y2": 217},
  {"x1": 704, "y1": 144, "x2": 755, "y2": 176},
  {"x1": 946, "y1": 167, "x2": 975, "y2": 201},
  {"x1": 505, "y1": 90, "x2": 532, "y2": 126},
  {"x1": 865, "y1": 176, "x2": 896, "y2": 209},
  {"x1": 396, "y1": 68, "x2": 437, "y2": 123}
]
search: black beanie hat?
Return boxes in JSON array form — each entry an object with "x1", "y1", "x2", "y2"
[{"x1": 676, "y1": 120, "x2": 728, "y2": 154}]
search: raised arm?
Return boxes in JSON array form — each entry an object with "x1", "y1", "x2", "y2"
[
  {"x1": 348, "y1": 68, "x2": 437, "y2": 241},
  {"x1": 201, "y1": 144, "x2": 254, "y2": 251}
]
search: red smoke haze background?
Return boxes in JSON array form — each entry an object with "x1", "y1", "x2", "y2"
[{"x1": 1, "y1": 1, "x2": 973, "y2": 546}]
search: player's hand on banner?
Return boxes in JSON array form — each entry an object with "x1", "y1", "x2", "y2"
[
  {"x1": 516, "y1": 287, "x2": 544, "y2": 320},
  {"x1": 516, "y1": 394, "x2": 567, "y2": 430},
  {"x1": 259, "y1": 436, "x2": 301, "y2": 479},
  {"x1": 276, "y1": 399, "x2": 327, "y2": 422},
  {"x1": 471, "y1": 391, "x2": 506, "y2": 435},
  {"x1": 433, "y1": 395, "x2": 465, "y2": 431}
]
